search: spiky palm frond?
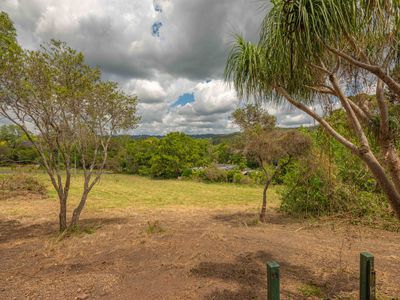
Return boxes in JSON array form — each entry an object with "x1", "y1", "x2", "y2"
[
  {"x1": 225, "y1": 0, "x2": 400, "y2": 106},
  {"x1": 225, "y1": 35, "x2": 270, "y2": 100}
]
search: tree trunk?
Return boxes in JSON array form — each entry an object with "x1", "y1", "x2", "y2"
[
  {"x1": 382, "y1": 143, "x2": 400, "y2": 195},
  {"x1": 260, "y1": 180, "x2": 271, "y2": 223},
  {"x1": 59, "y1": 197, "x2": 67, "y2": 232},
  {"x1": 359, "y1": 150, "x2": 400, "y2": 218},
  {"x1": 70, "y1": 190, "x2": 89, "y2": 228}
]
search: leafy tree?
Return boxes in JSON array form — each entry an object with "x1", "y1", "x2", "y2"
[
  {"x1": 149, "y1": 132, "x2": 210, "y2": 178},
  {"x1": 233, "y1": 104, "x2": 310, "y2": 222},
  {"x1": 212, "y1": 141, "x2": 246, "y2": 166},
  {"x1": 0, "y1": 33, "x2": 139, "y2": 230},
  {"x1": 225, "y1": 1, "x2": 400, "y2": 218},
  {"x1": 125, "y1": 137, "x2": 160, "y2": 175}
]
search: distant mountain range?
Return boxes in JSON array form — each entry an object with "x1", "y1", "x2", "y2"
[
  {"x1": 131, "y1": 132, "x2": 239, "y2": 140},
  {"x1": 127, "y1": 126, "x2": 318, "y2": 142}
]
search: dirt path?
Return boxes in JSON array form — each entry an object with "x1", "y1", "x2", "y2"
[{"x1": 1, "y1": 204, "x2": 399, "y2": 299}]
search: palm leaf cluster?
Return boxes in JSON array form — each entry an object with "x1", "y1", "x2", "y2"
[{"x1": 225, "y1": 0, "x2": 400, "y2": 102}]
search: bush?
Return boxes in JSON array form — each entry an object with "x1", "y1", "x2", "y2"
[
  {"x1": 181, "y1": 168, "x2": 193, "y2": 178},
  {"x1": 232, "y1": 172, "x2": 243, "y2": 183},
  {"x1": 280, "y1": 153, "x2": 391, "y2": 219},
  {"x1": 0, "y1": 173, "x2": 47, "y2": 197},
  {"x1": 280, "y1": 157, "x2": 333, "y2": 217},
  {"x1": 202, "y1": 165, "x2": 227, "y2": 182},
  {"x1": 248, "y1": 170, "x2": 266, "y2": 185}
]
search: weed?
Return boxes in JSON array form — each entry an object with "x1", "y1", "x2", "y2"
[
  {"x1": 298, "y1": 283, "x2": 324, "y2": 298},
  {"x1": 57, "y1": 225, "x2": 97, "y2": 241},
  {"x1": 146, "y1": 220, "x2": 165, "y2": 235},
  {"x1": 0, "y1": 173, "x2": 47, "y2": 198}
]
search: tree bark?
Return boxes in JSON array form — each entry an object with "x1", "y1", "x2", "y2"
[
  {"x1": 260, "y1": 180, "x2": 271, "y2": 223},
  {"x1": 59, "y1": 196, "x2": 67, "y2": 232},
  {"x1": 359, "y1": 150, "x2": 400, "y2": 218},
  {"x1": 70, "y1": 190, "x2": 89, "y2": 228},
  {"x1": 382, "y1": 143, "x2": 400, "y2": 195},
  {"x1": 327, "y1": 46, "x2": 400, "y2": 98},
  {"x1": 376, "y1": 79, "x2": 400, "y2": 195}
]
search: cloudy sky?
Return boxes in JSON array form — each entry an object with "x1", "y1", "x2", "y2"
[{"x1": 0, "y1": 0, "x2": 315, "y2": 135}]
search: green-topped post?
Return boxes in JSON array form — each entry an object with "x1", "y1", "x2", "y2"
[
  {"x1": 267, "y1": 261, "x2": 280, "y2": 300},
  {"x1": 360, "y1": 252, "x2": 375, "y2": 300}
]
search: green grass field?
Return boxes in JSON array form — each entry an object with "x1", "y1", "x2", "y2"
[{"x1": 0, "y1": 168, "x2": 280, "y2": 211}]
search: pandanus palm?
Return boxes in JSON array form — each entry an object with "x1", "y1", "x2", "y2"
[{"x1": 225, "y1": 0, "x2": 400, "y2": 218}]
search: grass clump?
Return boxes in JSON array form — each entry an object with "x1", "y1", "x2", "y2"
[
  {"x1": 298, "y1": 283, "x2": 323, "y2": 298},
  {"x1": 57, "y1": 225, "x2": 97, "y2": 241},
  {"x1": 0, "y1": 173, "x2": 47, "y2": 198},
  {"x1": 146, "y1": 220, "x2": 165, "y2": 235}
]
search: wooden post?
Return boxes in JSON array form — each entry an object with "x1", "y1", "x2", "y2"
[
  {"x1": 267, "y1": 261, "x2": 280, "y2": 300},
  {"x1": 360, "y1": 252, "x2": 375, "y2": 300}
]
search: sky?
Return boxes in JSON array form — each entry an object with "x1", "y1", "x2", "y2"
[{"x1": 0, "y1": 0, "x2": 316, "y2": 135}]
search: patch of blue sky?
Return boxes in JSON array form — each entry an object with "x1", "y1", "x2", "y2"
[
  {"x1": 172, "y1": 93, "x2": 195, "y2": 107},
  {"x1": 152, "y1": 21, "x2": 163, "y2": 37}
]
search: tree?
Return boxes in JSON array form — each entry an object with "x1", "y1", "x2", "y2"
[
  {"x1": 149, "y1": 132, "x2": 210, "y2": 178},
  {"x1": 233, "y1": 104, "x2": 310, "y2": 222},
  {"x1": 125, "y1": 137, "x2": 160, "y2": 175},
  {"x1": 225, "y1": 0, "x2": 400, "y2": 219},
  {"x1": 0, "y1": 36, "x2": 139, "y2": 231}
]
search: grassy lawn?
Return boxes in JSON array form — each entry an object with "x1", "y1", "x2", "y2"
[{"x1": 0, "y1": 168, "x2": 280, "y2": 211}]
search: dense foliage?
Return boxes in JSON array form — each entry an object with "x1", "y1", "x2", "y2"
[{"x1": 280, "y1": 110, "x2": 398, "y2": 228}]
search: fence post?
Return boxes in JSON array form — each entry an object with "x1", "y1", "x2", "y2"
[
  {"x1": 267, "y1": 261, "x2": 280, "y2": 300},
  {"x1": 360, "y1": 252, "x2": 375, "y2": 300}
]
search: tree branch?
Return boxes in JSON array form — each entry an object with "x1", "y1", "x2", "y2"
[{"x1": 275, "y1": 86, "x2": 358, "y2": 154}]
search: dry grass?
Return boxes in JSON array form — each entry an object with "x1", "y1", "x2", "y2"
[{"x1": 0, "y1": 168, "x2": 399, "y2": 299}]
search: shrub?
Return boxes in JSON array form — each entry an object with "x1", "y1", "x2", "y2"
[
  {"x1": 226, "y1": 169, "x2": 241, "y2": 183},
  {"x1": 280, "y1": 158, "x2": 334, "y2": 217},
  {"x1": 232, "y1": 172, "x2": 243, "y2": 183},
  {"x1": 202, "y1": 165, "x2": 227, "y2": 182},
  {"x1": 239, "y1": 176, "x2": 252, "y2": 185},
  {"x1": 0, "y1": 173, "x2": 47, "y2": 197},
  {"x1": 280, "y1": 152, "x2": 391, "y2": 219},
  {"x1": 181, "y1": 168, "x2": 193, "y2": 178},
  {"x1": 248, "y1": 170, "x2": 266, "y2": 185}
]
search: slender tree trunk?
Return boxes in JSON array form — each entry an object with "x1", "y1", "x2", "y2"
[
  {"x1": 59, "y1": 196, "x2": 67, "y2": 232},
  {"x1": 260, "y1": 180, "x2": 271, "y2": 223},
  {"x1": 359, "y1": 150, "x2": 400, "y2": 218},
  {"x1": 385, "y1": 146, "x2": 400, "y2": 194},
  {"x1": 70, "y1": 190, "x2": 89, "y2": 228},
  {"x1": 380, "y1": 141, "x2": 400, "y2": 195}
]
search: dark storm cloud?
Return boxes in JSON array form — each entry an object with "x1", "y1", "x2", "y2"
[
  {"x1": 0, "y1": 0, "x2": 313, "y2": 134},
  {"x1": 1, "y1": 0, "x2": 264, "y2": 80}
]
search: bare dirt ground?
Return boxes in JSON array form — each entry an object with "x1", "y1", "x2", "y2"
[{"x1": 1, "y1": 196, "x2": 399, "y2": 299}]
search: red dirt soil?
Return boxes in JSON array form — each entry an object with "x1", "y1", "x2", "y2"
[{"x1": 0, "y1": 199, "x2": 399, "y2": 299}]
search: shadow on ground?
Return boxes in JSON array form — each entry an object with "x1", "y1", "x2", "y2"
[
  {"x1": 191, "y1": 250, "x2": 357, "y2": 299},
  {"x1": 213, "y1": 211, "x2": 298, "y2": 227},
  {"x1": 0, "y1": 217, "x2": 128, "y2": 243}
]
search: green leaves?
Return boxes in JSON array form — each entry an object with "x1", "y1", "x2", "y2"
[
  {"x1": 0, "y1": 11, "x2": 17, "y2": 51},
  {"x1": 225, "y1": 35, "x2": 270, "y2": 100},
  {"x1": 226, "y1": 0, "x2": 400, "y2": 102}
]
